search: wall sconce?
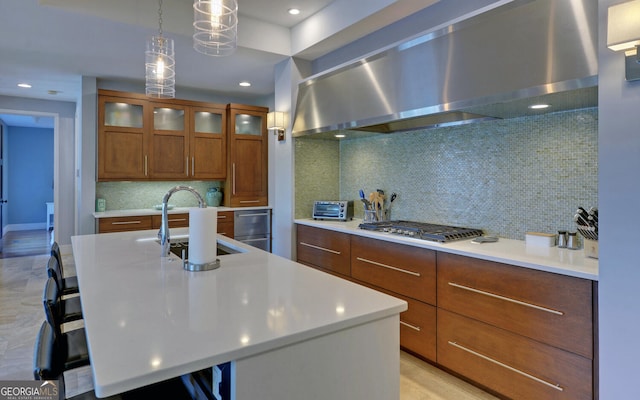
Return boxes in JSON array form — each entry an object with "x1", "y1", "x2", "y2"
[
  {"x1": 267, "y1": 111, "x2": 287, "y2": 141},
  {"x1": 608, "y1": 0, "x2": 640, "y2": 81}
]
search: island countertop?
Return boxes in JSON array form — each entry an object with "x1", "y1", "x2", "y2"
[
  {"x1": 295, "y1": 218, "x2": 599, "y2": 281},
  {"x1": 71, "y1": 229, "x2": 407, "y2": 397}
]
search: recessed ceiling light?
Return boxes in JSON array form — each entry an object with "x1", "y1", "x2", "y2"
[
  {"x1": 529, "y1": 103, "x2": 550, "y2": 110},
  {"x1": 288, "y1": 8, "x2": 300, "y2": 15},
  {"x1": 239, "y1": 81, "x2": 251, "y2": 87},
  {"x1": 18, "y1": 83, "x2": 32, "y2": 88},
  {"x1": 335, "y1": 134, "x2": 345, "y2": 138}
]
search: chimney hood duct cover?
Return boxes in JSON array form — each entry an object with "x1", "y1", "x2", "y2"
[{"x1": 292, "y1": 0, "x2": 597, "y2": 137}]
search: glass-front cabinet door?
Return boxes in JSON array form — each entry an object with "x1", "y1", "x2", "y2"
[
  {"x1": 190, "y1": 106, "x2": 226, "y2": 180},
  {"x1": 149, "y1": 103, "x2": 189, "y2": 179},
  {"x1": 98, "y1": 95, "x2": 149, "y2": 180}
]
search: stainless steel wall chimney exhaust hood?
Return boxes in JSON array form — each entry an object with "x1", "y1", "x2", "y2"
[{"x1": 292, "y1": 0, "x2": 597, "y2": 138}]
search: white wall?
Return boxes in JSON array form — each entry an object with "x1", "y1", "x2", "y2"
[{"x1": 598, "y1": 0, "x2": 640, "y2": 398}]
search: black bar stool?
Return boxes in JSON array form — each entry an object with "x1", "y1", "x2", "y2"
[
  {"x1": 50, "y1": 242, "x2": 80, "y2": 295},
  {"x1": 43, "y1": 277, "x2": 89, "y2": 371},
  {"x1": 34, "y1": 320, "x2": 193, "y2": 400},
  {"x1": 43, "y1": 273, "x2": 83, "y2": 324}
]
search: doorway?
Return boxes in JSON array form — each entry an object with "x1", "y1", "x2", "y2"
[{"x1": 0, "y1": 113, "x2": 55, "y2": 258}]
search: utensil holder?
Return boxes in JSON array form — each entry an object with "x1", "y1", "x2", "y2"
[{"x1": 364, "y1": 209, "x2": 389, "y2": 222}]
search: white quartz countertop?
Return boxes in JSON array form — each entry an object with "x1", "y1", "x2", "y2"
[
  {"x1": 71, "y1": 228, "x2": 406, "y2": 397},
  {"x1": 93, "y1": 205, "x2": 272, "y2": 218},
  {"x1": 295, "y1": 219, "x2": 599, "y2": 281}
]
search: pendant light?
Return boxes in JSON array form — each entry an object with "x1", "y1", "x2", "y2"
[
  {"x1": 146, "y1": 0, "x2": 175, "y2": 98},
  {"x1": 193, "y1": 0, "x2": 238, "y2": 56}
]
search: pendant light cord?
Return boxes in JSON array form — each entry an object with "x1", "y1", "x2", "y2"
[{"x1": 158, "y1": 0, "x2": 163, "y2": 37}]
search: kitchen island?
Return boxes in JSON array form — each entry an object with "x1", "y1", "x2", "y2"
[{"x1": 71, "y1": 228, "x2": 407, "y2": 399}]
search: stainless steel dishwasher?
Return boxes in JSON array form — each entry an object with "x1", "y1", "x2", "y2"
[{"x1": 234, "y1": 209, "x2": 271, "y2": 252}]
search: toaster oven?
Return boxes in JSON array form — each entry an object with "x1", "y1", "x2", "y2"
[{"x1": 313, "y1": 200, "x2": 354, "y2": 221}]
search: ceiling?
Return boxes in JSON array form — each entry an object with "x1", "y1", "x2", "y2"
[{"x1": 0, "y1": 0, "x2": 440, "y2": 107}]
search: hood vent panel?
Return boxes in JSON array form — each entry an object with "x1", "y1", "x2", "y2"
[{"x1": 292, "y1": 0, "x2": 597, "y2": 138}]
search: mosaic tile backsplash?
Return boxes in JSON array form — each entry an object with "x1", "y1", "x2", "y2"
[
  {"x1": 295, "y1": 108, "x2": 598, "y2": 240},
  {"x1": 95, "y1": 181, "x2": 222, "y2": 211}
]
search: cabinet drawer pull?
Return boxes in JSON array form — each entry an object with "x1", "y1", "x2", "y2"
[
  {"x1": 111, "y1": 221, "x2": 142, "y2": 225},
  {"x1": 355, "y1": 257, "x2": 421, "y2": 277},
  {"x1": 447, "y1": 282, "x2": 564, "y2": 316},
  {"x1": 239, "y1": 200, "x2": 260, "y2": 204},
  {"x1": 237, "y1": 212, "x2": 269, "y2": 217},
  {"x1": 218, "y1": 215, "x2": 227, "y2": 219},
  {"x1": 300, "y1": 242, "x2": 341, "y2": 255},
  {"x1": 168, "y1": 218, "x2": 187, "y2": 223},
  {"x1": 448, "y1": 341, "x2": 563, "y2": 392},
  {"x1": 400, "y1": 321, "x2": 421, "y2": 332}
]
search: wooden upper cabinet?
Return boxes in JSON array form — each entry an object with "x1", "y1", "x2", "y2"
[
  {"x1": 149, "y1": 102, "x2": 189, "y2": 179},
  {"x1": 97, "y1": 90, "x2": 227, "y2": 181},
  {"x1": 225, "y1": 104, "x2": 268, "y2": 207},
  {"x1": 190, "y1": 106, "x2": 226, "y2": 180},
  {"x1": 98, "y1": 92, "x2": 150, "y2": 180}
]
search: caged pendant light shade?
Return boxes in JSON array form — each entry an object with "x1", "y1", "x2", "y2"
[
  {"x1": 193, "y1": 0, "x2": 238, "y2": 56},
  {"x1": 146, "y1": 0, "x2": 175, "y2": 98}
]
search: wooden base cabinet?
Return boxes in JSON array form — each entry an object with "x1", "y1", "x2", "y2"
[
  {"x1": 437, "y1": 252, "x2": 595, "y2": 399},
  {"x1": 296, "y1": 225, "x2": 350, "y2": 277},
  {"x1": 438, "y1": 309, "x2": 592, "y2": 400}
]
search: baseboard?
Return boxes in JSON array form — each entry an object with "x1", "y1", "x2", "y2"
[{"x1": 4, "y1": 223, "x2": 47, "y2": 232}]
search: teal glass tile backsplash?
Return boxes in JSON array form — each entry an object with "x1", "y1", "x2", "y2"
[
  {"x1": 95, "y1": 181, "x2": 222, "y2": 211},
  {"x1": 295, "y1": 108, "x2": 598, "y2": 240}
]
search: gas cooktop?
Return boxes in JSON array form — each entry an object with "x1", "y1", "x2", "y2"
[{"x1": 358, "y1": 220, "x2": 483, "y2": 243}]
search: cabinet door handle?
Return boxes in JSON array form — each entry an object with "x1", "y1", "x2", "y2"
[
  {"x1": 447, "y1": 282, "x2": 564, "y2": 316},
  {"x1": 355, "y1": 257, "x2": 421, "y2": 277},
  {"x1": 300, "y1": 242, "x2": 341, "y2": 255},
  {"x1": 237, "y1": 212, "x2": 269, "y2": 217},
  {"x1": 447, "y1": 341, "x2": 564, "y2": 392},
  {"x1": 192, "y1": 157, "x2": 195, "y2": 176},
  {"x1": 400, "y1": 321, "x2": 421, "y2": 332},
  {"x1": 186, "y1": 157, "x2": 189, "y2": 176},
  {"x1": 232, "y1": 163, "x2": 236, "y2": 195},
  {"x1": 144, "y1": 155, "x2": 148, "y2": 176},
  {"x1": 111, "y1": 221, "x2": 142, "y2": 225}
]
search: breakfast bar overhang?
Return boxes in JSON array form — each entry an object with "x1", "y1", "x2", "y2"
[{"x1": 71, "y1": 228, "x2": 407, "y2": 399}]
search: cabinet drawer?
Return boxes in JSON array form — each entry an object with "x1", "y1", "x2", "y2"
[
  {"x1": 99, "y1": 216, "x2": 153, "y2": 233},
  {"x1": 438, "y1": 309, "x2": 592, "y2": 400},
  {"x1": 437, "y1": 252, "x2": 593, "y2": 359},
  {"x1": 217, "y1": 211, "x2": 234, "y2": 238},
  {"x1": 352, "y1": 281, "x2": 436, "y2": 361},
  {"x1": 351, "y1": 236, "x2": 436, "y2": 305},
  {"x1": 296, "y1": 225, "x2": 350, "y2": 276},
  {"x1": 151, "y1": 213, "x2": 189, "y2": 229}
]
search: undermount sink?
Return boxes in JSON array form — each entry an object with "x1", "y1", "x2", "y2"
[
  {"x1": 168, "y1": 239, "x2": 240, "y2": 258},
  {"x1": 155, "y1": 236, "x2": 243, "y2": 259}
]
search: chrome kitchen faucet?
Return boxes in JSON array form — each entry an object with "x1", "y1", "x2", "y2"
[{"x1": 158, "y1": 185, "x2": 206, "y2": 257}]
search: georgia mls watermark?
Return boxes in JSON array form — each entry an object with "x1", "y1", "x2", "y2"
[{"x1": 0, "y1": 381, "x2": 59, "y2": 400}]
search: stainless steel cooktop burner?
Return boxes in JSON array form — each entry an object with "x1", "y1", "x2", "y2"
[{"x1": 358, "y1": 220, "x2": 483, "y2": 243}]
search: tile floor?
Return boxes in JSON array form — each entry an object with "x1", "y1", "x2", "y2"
[{"x1": 0, "y1": 249, "x2": 496, "y2": 399}]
